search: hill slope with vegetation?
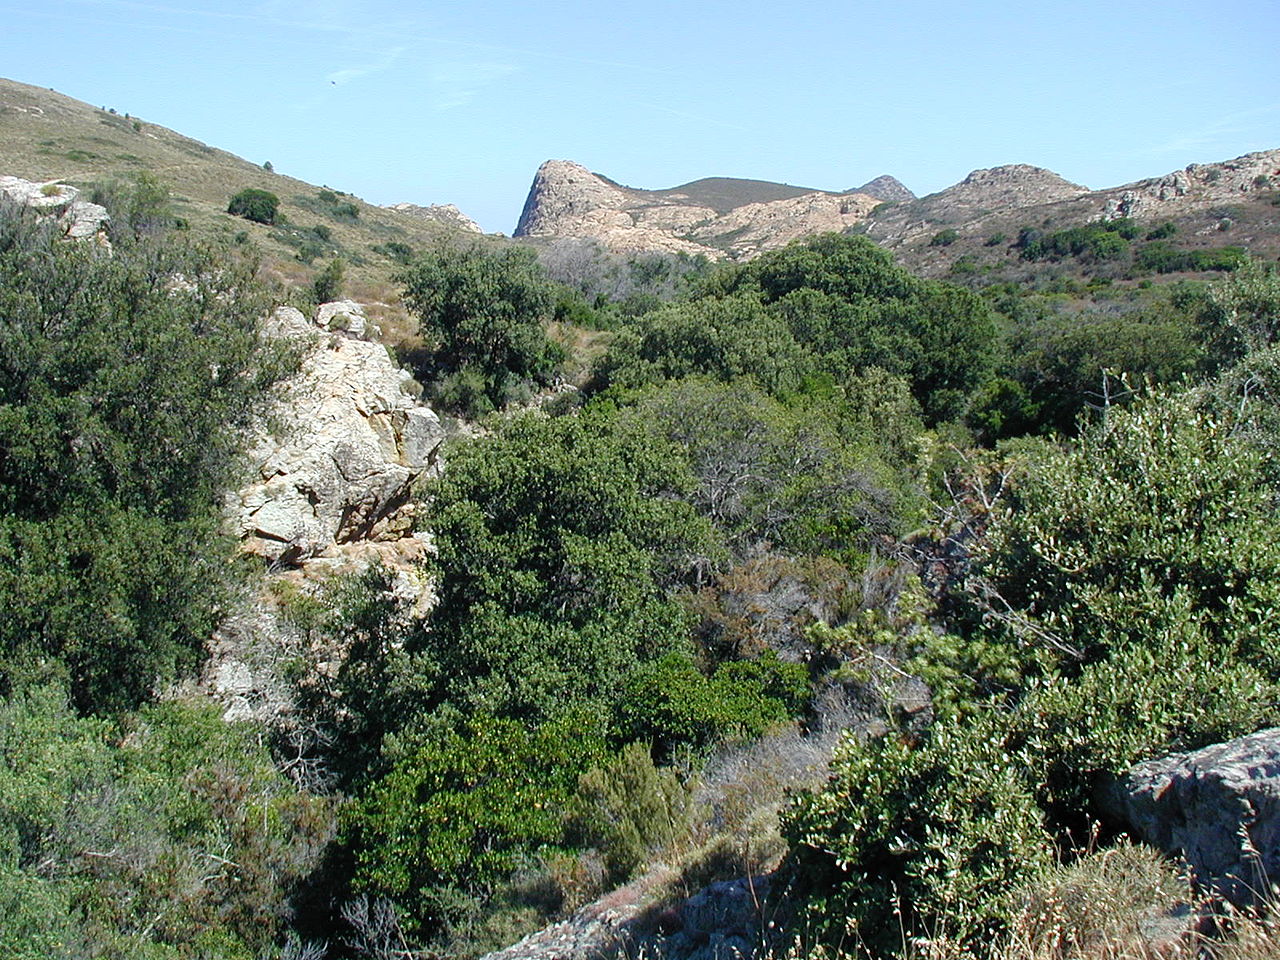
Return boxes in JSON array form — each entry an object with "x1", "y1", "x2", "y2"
[{"x1": 3, "y1": 75, "x2": 1280, "y2": 960}]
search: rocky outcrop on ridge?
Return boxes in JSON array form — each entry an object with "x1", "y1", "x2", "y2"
[
  {"x1": 0, "y1": 174, "x2": 109, "y2": 239},
  {"x1": 232, "y1": 301, "x2": 445, "y2": 569},
  {"x1": 864, "y1": 148, "x2": 1280, "y2": 272},
  {"x1": 385, "y1": 201, "x2": 484, "y2": 233},
  {"x1": 849, "y1": 174, "x2": 915, "y2": 203},
  {"x1": 514, "y1": 160, "x2": 881, "y2": 260},
  {"x1": 1102, "y1": 727, "x2": 1280, "y2": 906}
]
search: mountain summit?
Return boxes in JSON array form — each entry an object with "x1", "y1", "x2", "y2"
[{"x1": 514, "y1": 160, "x2": 883, "y2": 260}]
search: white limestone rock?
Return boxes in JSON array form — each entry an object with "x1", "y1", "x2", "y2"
[
  {"x1": 0, "y1": 175, "x2": 110, "y2": 240},
  {"x1": 234, "y1": 306, "x2": 445, "y2": 564}
]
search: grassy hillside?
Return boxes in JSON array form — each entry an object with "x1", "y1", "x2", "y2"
[
  {"x1": 598, "y1": 172, "x2": 842, "y2": 215},
  {"x1": 0, "y1": 76, "x2": 478, "y2": 333}
]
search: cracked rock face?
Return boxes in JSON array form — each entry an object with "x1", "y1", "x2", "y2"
[
  {"x1": 233, "y1": 303, "x2": 445, "y2": 565},
  {"x1": 0, "y1": 175, "x2": 110, "y2": 240},
  {"x1": 1102, "y1": 727, "x2": 1280, "y2": 905}
]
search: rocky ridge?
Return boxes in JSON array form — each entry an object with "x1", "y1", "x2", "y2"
[
  {"x1": 385, "y1": 200, "x2": 484, "y2": 234},
  {"x1": 232, "y1": 300, "x2": 445, "y2": 572},
  {"x1": 864, "y1": 148, "x2": 1280, "y2": 273},
  {"x1": 514, "y1": 160, "x2": 881, "y2": 260},
  {"x1": 513, "y1": 150, "x2": 1280, "y2": 269},
  {"x1": 848, "y1": 174, "x2": 916, "y2": 203}
]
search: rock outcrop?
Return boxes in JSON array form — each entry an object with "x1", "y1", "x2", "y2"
[
  {"x1": 385, "y1": 201, "x2": 484, "y2": 233},
  {"x1": 232, "y1": 301, "x2": 445, "y2": 568},
  {"x1": 0, "y1": 174, "x2": 109, "y2": 239},
  {"x1": 849, "y1": 174, "x2": 915, "y2": 203},
  {"x1": 514, "y1": 160, "x2": 881, "y2": 260},
  {"x1": 1102, "y1": 727, "x2": 1280, "y2": 905}
]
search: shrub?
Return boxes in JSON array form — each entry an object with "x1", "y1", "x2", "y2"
[
  {"x1": 565, "y1": 742, "x2": 690, "y2": 882},
  {"x1": 929, "y1": 227, "x2": 959, "y2": 246},
  {"x1": 0, "y1": 206, "x2": 289, "y2": 713},
  {"x1": 227, "y1": 187, "x2": 279, "y2": 224},
  {"x1": 399, "y1": 243, "x2": 565, "y2": 412},
  {"x1": 312, "y1": 257, "x2": 345, "y2": 303},
  {"x1": 346, "y1": 711, "x2": 607, "y2": 937}
]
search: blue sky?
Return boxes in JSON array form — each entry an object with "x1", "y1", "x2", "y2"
[{"x1": 3, "y1": 0, "x2": 1277, "y2": 232}]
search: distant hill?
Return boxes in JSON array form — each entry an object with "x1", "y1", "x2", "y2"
[
  {"x1": 513, "y1": 152, "x2": 1280, "y2": 282},
  {"x1": 514, "y1": 160, "x2": 882, "y2": 259},
  {"x1": 868, "y1": 152, "x2": 1280, "y2": 281},
  {"x1": 0, "y1": 76, "x2": 484, "y2": 329}
]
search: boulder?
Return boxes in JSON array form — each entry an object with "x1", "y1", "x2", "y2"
[
  {"x1": 233, "y1": 305, "x2": 445, "y2": 565},
  {"x1": 0, "y1": 175, "x2": 110, "y2": 240},
  {"x1": 1102, "y1": 727, "x2": 1280, "y2": 905}
]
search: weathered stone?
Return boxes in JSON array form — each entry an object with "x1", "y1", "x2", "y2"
[
  {"x1": 233, "y1": 305, "x2": 445, "y2": 565},
  {"x1": 314, "y1": 299, "x2": 369, "y2": 338},
  {"x1": 385, "y1": 201, "x2": 484, "y2": 233},
  {"x1": 1102, "y1": 727, "x2": 1280, "y2": 905},
  {"x1": 0, "y1": 174, "x2": 110, "y2": 240}
]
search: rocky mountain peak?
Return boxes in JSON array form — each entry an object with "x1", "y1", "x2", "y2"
[
  {"x1": 849, "y1": 174, "x2": 915, "y2": 203},
  {"x1": 513, "y1": 159, "x2": 881, "y2": 259}
]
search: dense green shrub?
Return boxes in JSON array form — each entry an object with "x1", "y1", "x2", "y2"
[
  {"x1": 594, "y1": 294, "x2": 812, "y2": 396},
  {"x1": 929, "y1": 227, "x2": 959, "y2": 246},
  {"x1": 565, "y1": 741, "x2": 690, "y2": 882},
  {"x1": 0, "y1": 687, "x2": 330, "y2": 958},
  {"x1": 399, "y1": 244, "x2": 565, "y2": 414},
  {"x1": 346, "y1": 711, "x2": 607, "y2": 937},
  {"x1": 787, "y1": 383, "x2": 1280, "y2": 957},
  {"x1": 1135, "y1": 240, "x2": 1247, "y2": 274},
  {"x1": 619, "y1": 377, "x2": 922, "y2": 559},
  {"x1": 312, "y1": 257, "x2": 345, "y2": 302},
  {"x1": 0, "y1": 206, "x2": 289, "y2": 713},
  {"x1": 226, "y1": 187, "x2": 279, "y2": 224},
  {"x1": 614, "y1": 651, "x2": 809, "y2": 762},
  {"x1": 1018, "y1": 219, "x2": 1139, "y2": 262},
  {"x1": 597, "y1": 233, "x2": 996, "y2": 421},
  {"x1": 971, "y1": 305, "x2": 1204, "y2": 438},
  {"x1": 416, "y1": 410, "x2": 721, "y2": 723}
]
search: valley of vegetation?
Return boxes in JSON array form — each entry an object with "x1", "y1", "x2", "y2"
[{"x1": 3, "y1": 149, "x2": 1280, "y2": 960}]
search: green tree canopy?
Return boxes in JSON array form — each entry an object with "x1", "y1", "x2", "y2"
[{"x1": 398, "y1": 243, "x2": 565, "y2": 414}]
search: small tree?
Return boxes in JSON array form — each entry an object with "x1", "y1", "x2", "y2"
[
  {"x1": 227, "y1": 187, "x2": 280, "y2": 225},
  {"x1": 398, "y1": 243, "x2": 564, "y2": 412},
  {"x1": 313, "y1": 258, "x2": 345, "y2": 303}
]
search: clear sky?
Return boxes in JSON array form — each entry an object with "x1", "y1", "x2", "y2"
[{"x1": 3, "y1": 0, "x2": 1277, "y2": 232}]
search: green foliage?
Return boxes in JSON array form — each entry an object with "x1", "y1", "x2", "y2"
[
  {"x1": 399, "y1": 244, "x2": 565, "y2": 414},
  {"x1": 972, "y1": 389, "x2": 1280, "y2": 679},
  {"x1": 594, "y1": 294, "x2": 811, "y2": 396},
  {"x1": 597, "y1": 233, "x2": 996, "y2": 421},
  {"x1": 1018, "y1": 219, "x2": 1139, "y2": 263},
  {"x1": 1134, "y1": 240, "x2": 1247, "y2": 274},
  {"x1": 618, "y1": 376, "x2": 923, "y2": 559},
  {"x1": 615, "y1": 651, "x2": 809, "y2": 762},
  {"x1": 929, "y1": 227, "x2": 959, "y2": 247},
  {"x1": 1194, "y1": 258, "x2": 1280, "y2": 364},
  {"x1": 0, "y1": 686, "x2": 330, "y2": 958},
  {"x1": 788, "y1": 382, "x2": 1280, "y2": 957},
  {"x1": 0, "y1": 207, "x2": 289, "y2": 713},
  {"x1": 89, "y1": 172, "x2": 178, "y2": 241},
  {"x1": 973, "y1": 305, "x2": 1204, "y2": 438},
  {"x1": 786, "y1": 713, "x2": 1053, "y2": 954},
  {"x1": 312, "y1": 257, "x2": 345, "y2": 303},
  {"x1": 565, "y1": 741, "x2": 689, "y2": 882},
  {"x1": 346, "y1": 712, "x2": 607, "y2": 932},
  {"x1": 226, "y1": 187, "x2": 279, "y2": 224},
  {"x1": 418, "y1": 409, "x2": 721, "y2": 723}
]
